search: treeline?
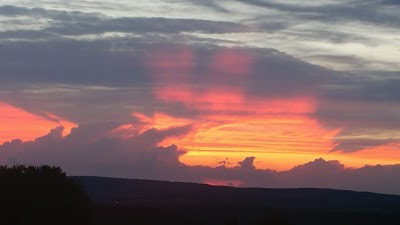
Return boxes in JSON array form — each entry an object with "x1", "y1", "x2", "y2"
[
  {"x1": 0, "y1": 165, "x2": 91, "y2": 225},
  {"x1": 2, "y1": 165, "x2": 399, "y2": 225}
]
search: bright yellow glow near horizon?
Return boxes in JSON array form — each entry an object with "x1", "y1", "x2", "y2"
[{"x1": 141, "y1": 46, "x2": 400, "y2": 171}]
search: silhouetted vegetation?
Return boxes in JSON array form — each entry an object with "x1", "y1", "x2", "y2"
[{"x1": 0, "y1": 165, "x2": 91, "y2": 225}]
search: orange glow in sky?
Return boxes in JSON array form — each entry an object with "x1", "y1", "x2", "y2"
[
  {"x1": 3, "y1": 46, "x2": 398, "y2": 172},
  {"x1": 133, "y1": 110, "x2": 400, "y2": 171},
  {"x1": 0, "y1": 102, "x2": 77, "y2": 144},
  {"x1": 133, "y1": 101, "x2": 342, "y2": 171},
  {"x1": 142, "y1": 47, "x2": 400, "y2": 171}
]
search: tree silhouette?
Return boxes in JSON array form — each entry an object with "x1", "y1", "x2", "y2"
[{"x1": 0, "y1": 165, "x2": 91, "y2": 225}]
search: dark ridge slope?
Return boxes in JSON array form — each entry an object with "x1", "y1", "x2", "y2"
[{"x1": 75, "y1": 176, "x2": 400, "y2": 209}]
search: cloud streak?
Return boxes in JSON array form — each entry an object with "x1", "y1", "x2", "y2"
[{"x1": 0, "y1": 5, "x2": 254, "y2": 36}]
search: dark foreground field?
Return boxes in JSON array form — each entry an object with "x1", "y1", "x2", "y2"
[{"x1": 76, "y1": 177, "x2": 400, "y2": 225}]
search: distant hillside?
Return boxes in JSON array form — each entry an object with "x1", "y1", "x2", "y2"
[
  {"x1": 75, "y1": 176, "x2": 400, "y2": 209},
  {"x1": 73, "y1": 176, "x2": 400, "y2": 225}
]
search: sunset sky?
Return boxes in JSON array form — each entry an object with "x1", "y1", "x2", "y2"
[{"x1": 1, "y1": 0, "x2": 400, "y2": 194}]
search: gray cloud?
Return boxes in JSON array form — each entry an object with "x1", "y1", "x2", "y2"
[
  {"x1": 383, "y1": 0, "x2": 400, "y2": 5},
  {"x1": 277, "y1": 158, "x2": 400, "y2": 195},
  {"x1": 238, "y1": 156, "x2": 256, "y2": 170},
  {"x1": 0, "y1": 5, "x2": 254, "y2": 37},
  {"x1": 0, "y1": 123, "x2": 191, "y2": 174},
  {"x1": 285, "y1": 29, "x2": 373, "y2": 45},
  {"x1": 249, "y1": 48, "x2": 334, "y2": 98},
  {"x1": 189, "y1": 0, "x2": 231, "y2": 13},
  {"x1": 1, "y1": 38, "x2": 399, "y2": 152},
  {"x1": 289, "y1": 158, "x2": 345, "y2": 174},
  {"x1": 0, "y1": 2, "x2": 399, "y2": 161},
  {"x1": 0, "y1": 29, "x2": 56, "y2": 40},
  {"x1": 1, "y1": 126, "x2": 400, "y2": 195},
  {"x1": 313, "y1": 72, "x2": 400, "y2": 151},
  {"x1": 0, "y1": 39, "x2": 150, "y2": 85},
  {"x1": 236, "y1": 0, "x2": 400, "y2": 27},
  {"x1": 331, "y1": 138, "x2": 397, "y2": 152},
  {"x1": 44, "y1": 17, "x2": 255, "y2": 36},
  {"x1": 0, "y1": 40, "x2": 337, "y2": 123},
  {"x1": 322, "y1": 77, "x2": 400, "y2": 102}
]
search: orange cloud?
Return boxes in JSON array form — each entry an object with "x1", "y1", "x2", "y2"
[
  {"x1": 144, "y1": 47, "x2": 400, "y2": 171},
  {"x1": 135, "y1": 89, "x2": 340, "y2": 171},
  {"x1": 177, "y1": 111, "x2": 341, "y2": 171},
  {"x1": 142, "y1": 47, "x2": 347, "y2": 170},
  {"x1": 0, "y1": 102, "x2": 77, "y2": 144}
]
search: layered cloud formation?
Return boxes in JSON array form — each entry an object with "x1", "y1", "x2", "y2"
[
  {"x1": 1, "y1": 123, "x2": 400, "y2": 195},
  {"x1": 0, "y1": 0, "x2": 400, "y2": 194}
]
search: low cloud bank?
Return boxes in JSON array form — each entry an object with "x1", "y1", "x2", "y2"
[{"x1": 1, "y1": 124, "x2": 400, "y2": 195}]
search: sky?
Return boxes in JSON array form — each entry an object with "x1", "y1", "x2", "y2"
[{"x1": 1, "y1": 0, "x2": 400, "y2": 194}]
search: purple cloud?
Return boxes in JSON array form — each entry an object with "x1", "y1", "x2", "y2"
[{"x1": 1, "y1": 125, "x2": 400, "y2": 195}]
